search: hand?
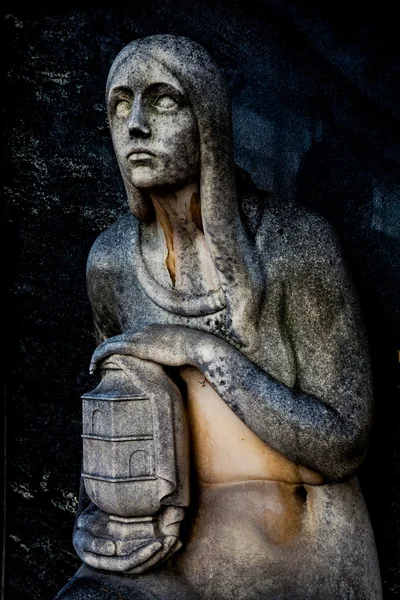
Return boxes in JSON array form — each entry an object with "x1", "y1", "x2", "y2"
[
  {"x1": 89, "y1": 324, "x2": 218, "y2": 374},
  {"x1": 74, "y1": 503, "x2": 182, "y2": 574}
]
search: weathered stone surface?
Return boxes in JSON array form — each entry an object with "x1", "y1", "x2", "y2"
[
  {"x1": 56, "y1": 564, "x2": 200, "y2": 599},
  {"x1": 58, "y1": 35, "x2": 382, "y2": 598}
]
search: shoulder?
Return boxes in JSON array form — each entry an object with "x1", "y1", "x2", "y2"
[
  {"x1": 255, "y1": 200, "x2": 359, "y2": 318},
  {"x1": 87, "y1": 212, "x2": 138, "y2": 281},
  {"x1": 255, "y1": 199, "x2": 344, "y2": 273},
  {"x1": 86, "y1": 213, "x2": 139, "y2": 338},
  {"x1": 263, "y1": 204, "x2": 361, "y2": 331},
  {"x1": 236, "y1": 168, "x2": 342, "y2": 268}
]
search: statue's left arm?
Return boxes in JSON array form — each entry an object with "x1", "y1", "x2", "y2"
[{"x1": 90, "y1": 216, "x2": 373, "y2": 483}]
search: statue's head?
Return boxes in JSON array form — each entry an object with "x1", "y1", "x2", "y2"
[
  {"x1": 106, "y1": 35, "x2": 235, "y2": 220},
  {"x1": 106, "y1": 36, "x2": 262, "y2": 349}
]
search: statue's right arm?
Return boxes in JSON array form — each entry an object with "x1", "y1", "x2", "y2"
[{"x1": 73, "y1": 222, "x2": 186, "y2": 572}]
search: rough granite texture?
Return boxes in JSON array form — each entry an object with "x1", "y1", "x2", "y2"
[{"x1": 4, "y1": 1, "x2": 400, "y2": 599}]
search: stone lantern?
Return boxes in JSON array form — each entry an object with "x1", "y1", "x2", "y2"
[{"x1": 81, "y1": 356, "x2": 189, "y2": 540}]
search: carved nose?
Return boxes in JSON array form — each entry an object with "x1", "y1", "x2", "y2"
[{"x1": 128, "y1": 100, "x2": 150, "y2": 138}]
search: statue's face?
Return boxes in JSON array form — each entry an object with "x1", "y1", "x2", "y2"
[{"x1": 108, "y1": 57, "x2": 200, "y2": 191}]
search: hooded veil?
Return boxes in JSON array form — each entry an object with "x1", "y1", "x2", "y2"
[{"x1": 106, "y1": 35, "x2": 264, "y2": 350}]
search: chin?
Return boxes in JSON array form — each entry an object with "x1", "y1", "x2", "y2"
[
  {"x1": 127, "y1": 165, "x2": 162, "y2": 189},
  {"x1": 128, "y1": 168, "x2": 190, "y2": 191}
]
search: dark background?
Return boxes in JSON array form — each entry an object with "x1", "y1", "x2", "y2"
[{"x1": 4, "y1": 1, "x2": 400, "y2": 598}]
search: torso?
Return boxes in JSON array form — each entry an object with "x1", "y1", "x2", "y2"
[
  {"x1": 134, "y1": 213, "x2": 325, "y2": 486},
  {"x1": 88, "y1": 210, "x2": 382, "y2": 599},
  {"x1": 173, "y1": 365, "x2": 380, "y2": 600},
  {"x1": 179, "y1": 365, "x2": 324, "y2": 486}
]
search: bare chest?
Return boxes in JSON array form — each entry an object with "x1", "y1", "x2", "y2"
[{"x1": 179, "y1": 366, "x2": 323, "y2": 486}]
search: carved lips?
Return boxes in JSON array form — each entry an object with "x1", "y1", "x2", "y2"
[{"x1": 127, "y1": 149, "x2": 155, "y2": 163}]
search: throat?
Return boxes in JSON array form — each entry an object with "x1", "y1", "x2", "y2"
[
  {"x1": 152, "y1": 195, "x2": 177, "y2": 286},
  {"x1": 150, "y1": 183, "x2": 220, "y2": 295}
]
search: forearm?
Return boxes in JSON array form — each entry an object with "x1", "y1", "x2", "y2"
[
  {"x1": 90, "y1": 326, "x2": 371, "y2": 482},
  {"x1": 192, "y1": 335, "x2": 369, "y2": 481}
]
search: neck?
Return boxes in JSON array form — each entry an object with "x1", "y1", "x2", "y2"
[
  {"x1": 150, "y1": 181, "x2": 202, "y2": 230},
  {"x1": 147, "y1": 182, "x2": 219, "y2": 293}
]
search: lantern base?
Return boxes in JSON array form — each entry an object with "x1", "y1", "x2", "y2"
[{"x1": 109, "y1": 514, "x2": 160, "y2": 543}]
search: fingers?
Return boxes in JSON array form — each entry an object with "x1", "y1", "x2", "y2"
[
  {"x1": 74, "y1": 528, "x2": 116, "y2": 556},
  {"x1": 89, "y1": 341, "x2": 134, "y2": 373},
  {"x1": 89, "y1": 324, "x2": 207, "y2": 373},
  {"x1": 89, "y1": 330, "x2": 157, "y2": 373},
  {"x1": 125, "y1": 536, "x2": 181, "y2": 574},
  {"x1": 77, "y1": 539, "x2": 164, "y2": 572},
  {"x1": 74, "y1": 524, "x2": 182, "y2": 574},
  {"x1": 89, "y1": 336, "x2": 169, "y2": 373}
]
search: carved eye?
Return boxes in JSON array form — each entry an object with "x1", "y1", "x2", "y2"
[
  {"x1": 115, "y1": 99, "x2": 132, "y2": 118},
  {"x1": 154, "y1": 95, "x2": 178, "y2": 110}
]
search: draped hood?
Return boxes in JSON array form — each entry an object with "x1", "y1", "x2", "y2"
[{"x1": 106, "y1": 35, "x2": 264, "y2": 351}]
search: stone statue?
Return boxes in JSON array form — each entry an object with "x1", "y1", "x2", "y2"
[{"x1": 57, "y1": 35, "x2": 382, "y2": 599}]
